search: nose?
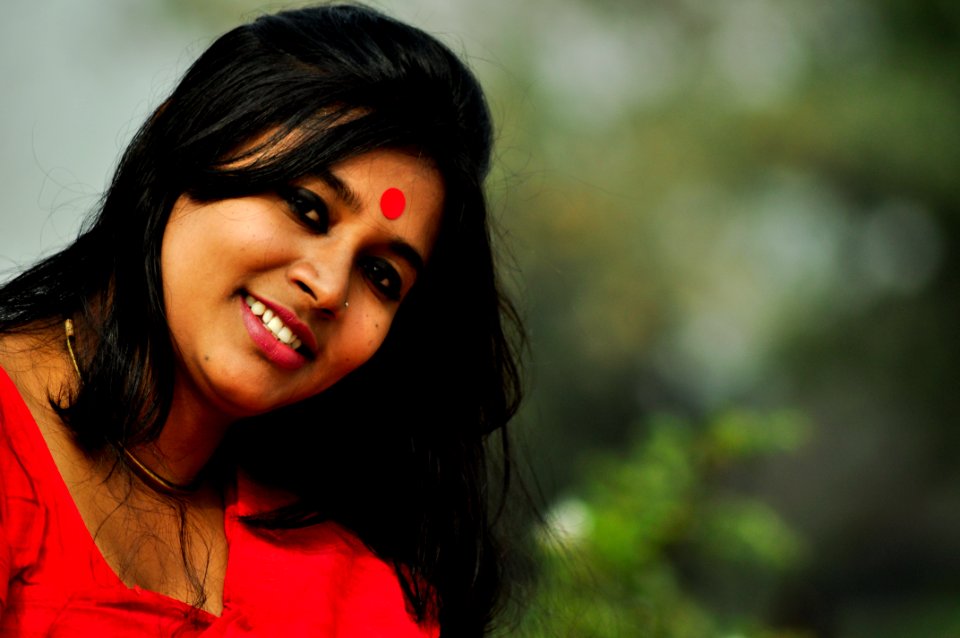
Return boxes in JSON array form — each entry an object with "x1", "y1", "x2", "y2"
[{"x1": 287, "y1": 248, "x2": 351, "y2": 318}]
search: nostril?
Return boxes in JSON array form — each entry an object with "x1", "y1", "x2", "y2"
[
  {"x1": 289, "y1": 265, "x2": 346, "y2": 316},
  {"x1": 295, "y1": 280, "x2": 316, "y2": 300}
]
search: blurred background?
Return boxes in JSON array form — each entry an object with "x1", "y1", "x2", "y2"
[{"x1": 2, "y1": 1, "x2": 958, "y2": 636}]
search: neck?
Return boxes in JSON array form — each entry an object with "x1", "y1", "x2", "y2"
[{"x1": 130, "y1": 378, "x2": 233, "y2": 490}]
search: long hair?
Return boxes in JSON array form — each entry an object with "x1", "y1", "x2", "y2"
[{"x1": 0, "y1": 4, "x2": 524, "y2": 635}]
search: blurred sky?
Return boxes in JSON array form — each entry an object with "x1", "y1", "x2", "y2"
[{"x1": 1, "y1": 0, "x2": 201, "y2": 273}]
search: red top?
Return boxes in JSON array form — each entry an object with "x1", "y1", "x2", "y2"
[{"x1": 0, "y1": 367, "x2": 438, "y2": 637}]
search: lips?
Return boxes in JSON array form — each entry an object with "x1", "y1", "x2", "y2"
[
  {"x1": 246, "y1": 295, "x2": 304, "y2": 351},
  {"x1": 239, "y1": 293, "x2": 317, "y2": 370}
]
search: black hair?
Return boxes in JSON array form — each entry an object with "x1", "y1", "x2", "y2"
[{"x1": 0, "y1": 4, "x2": 524, "y2": 636}]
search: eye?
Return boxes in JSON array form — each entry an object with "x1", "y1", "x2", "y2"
[
  {"x1": 278, "y1": 186, "x2": 329, "y2": 232},
  {"x1": 361, "y1": 258, "x2": 403, "y2": 301}
]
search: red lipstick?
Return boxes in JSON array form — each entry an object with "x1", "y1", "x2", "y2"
[{"x1": 240, "y1": 296, "x2": 309, "y2": 370}]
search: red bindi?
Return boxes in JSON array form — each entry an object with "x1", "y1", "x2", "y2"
[{"x1": 380, "y1": 187, "x2": 406, "y2": 220}]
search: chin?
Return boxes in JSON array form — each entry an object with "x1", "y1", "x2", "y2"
[{"x1": 224, "y1": 375, "x2": 334, "y2": 419}]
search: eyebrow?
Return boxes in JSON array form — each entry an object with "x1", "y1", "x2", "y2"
[
  {"x1": 317, "y1": 169, "x2": 363, "y2": 212},
  {"x1": 316, "y1": 169, "x2": 427, "y2": 275}
]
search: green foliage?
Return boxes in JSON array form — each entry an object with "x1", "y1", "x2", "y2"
[{"x1": 508, "y1": 410, "x2": 812, "y2": 638}]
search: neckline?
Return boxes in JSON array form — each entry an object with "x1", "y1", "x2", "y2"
[{"x1": 0, "y1": 365, "x2": 232, "y2": 620}]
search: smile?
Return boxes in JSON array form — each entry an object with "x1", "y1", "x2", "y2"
[{"x1": 245, "y1": 295, "x2": 304, "y2": 351}]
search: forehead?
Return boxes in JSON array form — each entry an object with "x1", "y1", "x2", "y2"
[
  {"x1": 306, "y1": 148, "x2": 446, "y2": 259},
  {"x1": 221, "y1": 130, "x2": 446, "y2": 255}
]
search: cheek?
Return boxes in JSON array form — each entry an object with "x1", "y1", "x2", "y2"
[
  {"x1": 335, "y1": 313, "x2": 393, "y2": 374},
  {"x1": 160, "y1": 232, "x2": 200, "y2": 331}
]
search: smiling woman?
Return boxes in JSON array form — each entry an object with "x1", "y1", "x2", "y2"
[{"x1": 0, "y1": 4, "x2": 523, "y2": 637}]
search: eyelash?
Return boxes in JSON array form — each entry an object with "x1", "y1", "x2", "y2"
[
  {"x1": 278, "y1": 185, "x2": 405, "y2": 302},
  {"x1": 279, "y1": 186, "x2": 329, "y2": 233},
  {"x1": 361, "y1": 258, "x2": 403, "y2": 301}
]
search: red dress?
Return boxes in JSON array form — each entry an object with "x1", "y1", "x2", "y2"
[{"x1": 0, "y1": 368, "x2": 438, "y2": 637}]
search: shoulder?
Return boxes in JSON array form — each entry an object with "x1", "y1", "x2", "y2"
[
  {"x1": 0, "y1": 364, "x2": 48, "y2": 594},
  {"x1": 0, "y1": 363, "x2": 42, "y2": 491},
  {"x1": 0, "y1": 332, "x2": 72, "y2": 440},
  {"x1": 221, "y1": 475, "x2": 439, "y2": 637},
  {"x1": 0, "y1": 363, "x2": 48, "y2": 492}
]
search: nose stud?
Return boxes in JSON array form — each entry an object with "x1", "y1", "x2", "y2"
[{"x1": 344, "y1": 301, "x2": 349, "y2": 308}]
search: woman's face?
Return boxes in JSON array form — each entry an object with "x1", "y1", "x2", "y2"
[{"x1": 160, "y1": 148, "x2": 444, "y2": 421}]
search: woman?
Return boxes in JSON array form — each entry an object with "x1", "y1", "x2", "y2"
[{"x1": 0, "y1": 4, "x2": 523, "y2": 636}]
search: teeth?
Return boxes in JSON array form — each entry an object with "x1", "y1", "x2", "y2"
[
  {"x1": 244, "y1": 295, "x2": 265, "y2": 316},
  {"x1": 245, "y1": 295, "x2": 306, "y2": 352}
]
